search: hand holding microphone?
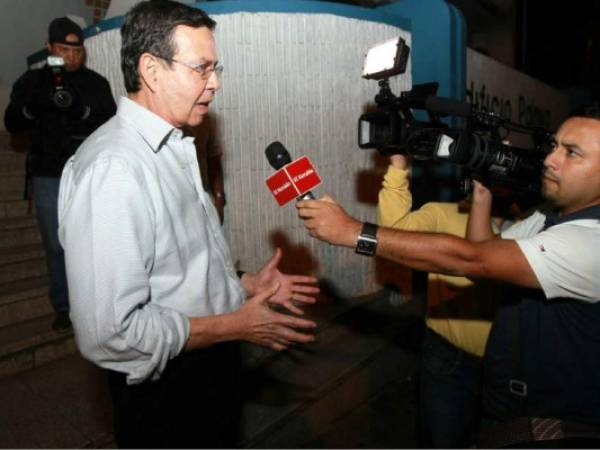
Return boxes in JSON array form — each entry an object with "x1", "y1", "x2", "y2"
[
  {"x1": 264, "y1": 140, "x2": 363, "y2": 249},
  {"x1": 296, "y1": 194, "x2": 363, "y2": 248}
]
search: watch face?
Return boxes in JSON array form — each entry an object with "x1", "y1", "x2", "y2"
[
  {"x1": 356, "y1": 222, "x2": 378, "y2": 256},
  {"x1": 356, "y1": 235, "x2": 377, "y2": 256}
]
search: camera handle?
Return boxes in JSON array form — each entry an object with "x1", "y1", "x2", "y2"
[{"x1": 374, "y1": 79, "x2": 396, "y2": 106}]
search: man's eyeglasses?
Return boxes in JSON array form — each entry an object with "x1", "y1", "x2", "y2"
[{"x1": 159, "y1": 56, "x2": 223, "y2": 80}]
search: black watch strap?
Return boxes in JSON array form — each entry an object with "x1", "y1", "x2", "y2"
[{"x1": 355, "y1": 222, "x2": 378, "y2": 256}]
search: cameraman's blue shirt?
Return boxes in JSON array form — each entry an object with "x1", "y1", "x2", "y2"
[{"x1": 58, "y1": 96, "x2": 245, "y2": 384}]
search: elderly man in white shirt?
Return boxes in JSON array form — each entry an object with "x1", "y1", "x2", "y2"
[{"x1": 58, "y1": 1, "x2": 318, "y2": 448}]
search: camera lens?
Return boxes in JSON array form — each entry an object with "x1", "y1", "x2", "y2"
[{"x1": 53, "y1": 89, "x2": 73, "y2": 109}]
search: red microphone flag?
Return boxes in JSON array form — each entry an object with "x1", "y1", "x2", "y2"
[{"x1": 265, "y1": 156, "x2": 321, "y2": 206}]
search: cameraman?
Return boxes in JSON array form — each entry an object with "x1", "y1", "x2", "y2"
[
  {"x1": 4, "y1": 17, "x2": 116, "y2": 332},
  {"x1": 298, "y1": 111, "x2": 600, "y2": 446}
]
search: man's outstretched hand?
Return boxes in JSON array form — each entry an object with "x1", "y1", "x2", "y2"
[
  {"x1": 242, "y1": 248, "x2": 320, "y2": 315},
  {"x1": 235, "y1": 282, "x2": 317, "y2": 351}
]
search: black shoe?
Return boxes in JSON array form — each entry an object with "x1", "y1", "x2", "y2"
[{"x1": 52, "y1": 312, "x2": 72, "y2": 333}]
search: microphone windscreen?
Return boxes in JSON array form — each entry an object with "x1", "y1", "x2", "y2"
[{"x1": 265, "y1": 141, "x2": 292, "y2": 169}]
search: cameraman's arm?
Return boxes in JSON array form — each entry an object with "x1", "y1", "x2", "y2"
[
  {"x1": 299, "y1": 196, "x2": 540, "y2": 289},
  {"x1": 377, "y1": 154, "x2": 444, "y2": 233},
  {"x1": 466, "y1": 180, "x2": 495, "y2": 242},
  {"x1": 377, "y1": 154, "x2": 412, "y2": 227},
  {"x1": 4, "y1": 73, "x2": 38, "y2": 134}
]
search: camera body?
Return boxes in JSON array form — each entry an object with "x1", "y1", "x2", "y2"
[
  {"x1": 358, "y1": 81, "x2": 449, "y2": 158},
  {"x1": 358, "y1": 38, "x2": 552, "y2": 194},
  {"x1": 433, "y1": 117, "x2": 552, "y2": 194},
  {"x1": 47, "y1": 55, "x2": 73, "y2": 110}
]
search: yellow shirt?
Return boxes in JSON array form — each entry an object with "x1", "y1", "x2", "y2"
[{"x1": 377, "y1": 165, "x2": 495, "y2": 358}]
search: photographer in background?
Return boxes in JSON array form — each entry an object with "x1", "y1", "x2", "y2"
[{"x1": 4, "y1": 17, "x2": 116, "y2": 332}]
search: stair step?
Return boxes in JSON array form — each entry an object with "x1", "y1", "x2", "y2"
[
  {"x1": 0, "y1": 174, "x2": 26, "y2": 196},
  {"x1": 0, "y1": 276, "x2": 51, "y2": 328},
  {"x1": 0, "y1": 294, "x2": 52, "y2": 329},
  {"x1": 0, "y1": 200, "x2": 33, "y2": 219},
  {"x1": 0, "y1": 215, "x2": 37, "y2": 231},
  {"x1": 0, "y1": 313, "x2": 77, "y2": 378},
  {"x1": 0, "y1": 151, "x2": 26, "y2": 174},
  {"x1": 0, "y1": 131, "x2": 10, "y2": 151},
  {"x1": 0, "y1": 190, "x2": 27, "y2": 202},
  {"x1": 0, "y1": 275, "x2": 49, "y2": 305},
  {"x1": 0, "y1": 257, "x2": 47, "y2": 284},
  {"x1": 240, "y1": 293, "x2": 421, "y2": 448},
  {"x1": 0, "y1": 243, "x2": 45, "y2": 265},
  {"x1": 0, "y1": 223, "x2": 41, "y2": 249},
  {"x1": 0, "y1": 290, "x2": 421, "y2": 450}
]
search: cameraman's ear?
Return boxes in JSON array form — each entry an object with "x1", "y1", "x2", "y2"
[{"x1": 139, "y1": 53, "x2": 160, "y2": 93}]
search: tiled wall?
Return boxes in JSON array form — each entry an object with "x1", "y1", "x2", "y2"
[{"x1": 86, "y1": 0, "x2": 111, "y2": 24}]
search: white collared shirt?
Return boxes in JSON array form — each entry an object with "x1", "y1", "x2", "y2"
[
  {"x1": 501, "y1": 211, "x2": 600, "y2": 302},
  {"x1": 58, "y1": 97, "x2": 245, "y2": 384}
]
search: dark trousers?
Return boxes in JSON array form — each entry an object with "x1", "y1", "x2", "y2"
[
  {"x1": 32, "y1": 176, "x2": 69, "y2": 313},
  {"x1": 419, "y1": 327, "x2": 483, "y2": 448},
  {"x1": 107, "y1": 343, "x2": 242, "y2": 449}
]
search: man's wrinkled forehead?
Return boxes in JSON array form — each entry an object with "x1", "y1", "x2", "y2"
[{"x1": 172, "y1": 25, "x2": 216, "y2": 58}]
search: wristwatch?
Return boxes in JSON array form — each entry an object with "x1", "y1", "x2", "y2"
[{"x1": 355, "y1": 222, "x2": 378, "y2": 256}]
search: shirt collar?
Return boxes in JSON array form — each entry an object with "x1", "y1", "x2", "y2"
[
  {"x1": 543, "y1": 204, "x2": 600, "y2": 230},
  {"x1": 116, "y1": 96, "x2": 179, "y2": 153}
]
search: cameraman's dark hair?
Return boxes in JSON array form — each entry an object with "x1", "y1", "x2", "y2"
[
  {"x1": 581, "y1": 104, "x2": 600, "y2": 120},
  {"x1": 121, "y1": 0, "x2": 216, "y2": 93},
  {"x1": 570, "y1": 103, "x2": 600, "y2": 121}
]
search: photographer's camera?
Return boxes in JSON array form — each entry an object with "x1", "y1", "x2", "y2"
[{"x1": 47, "y1": 55, "x2": 73, "y2": 110}]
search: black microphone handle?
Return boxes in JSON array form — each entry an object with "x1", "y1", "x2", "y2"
[{"x1": 297, "y1": 191, "x2": 315, "y2": 201}]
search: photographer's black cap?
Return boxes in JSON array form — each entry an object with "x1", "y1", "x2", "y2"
[{"x1": 48, "y1": 17, "x2": 84, "y2": 46}]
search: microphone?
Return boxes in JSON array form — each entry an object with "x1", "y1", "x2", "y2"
[
  {"x1": 264, "y1": 141, "x2": 320, "y2": 205},
  {"x1": 424, "y1": 96, "x2": 472, "y2": 117},
  {"x1": 265, "y1": 141, "x2": 292, "y2": 170}
]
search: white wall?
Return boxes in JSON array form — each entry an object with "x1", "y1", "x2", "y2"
[
  {"x1": 0, "y1": 0, "x2": 94, "y2": 130},
  {"x1": 104, "y1": 0, "x2": 194, "y2": 20}
]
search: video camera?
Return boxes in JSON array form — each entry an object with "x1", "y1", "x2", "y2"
[
  {"x1": 358, "y1": 37, "x2": 553, "y2": 194},
  {"x1": 47, "y1": 55, "x2": 74, "y2": 110}
]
